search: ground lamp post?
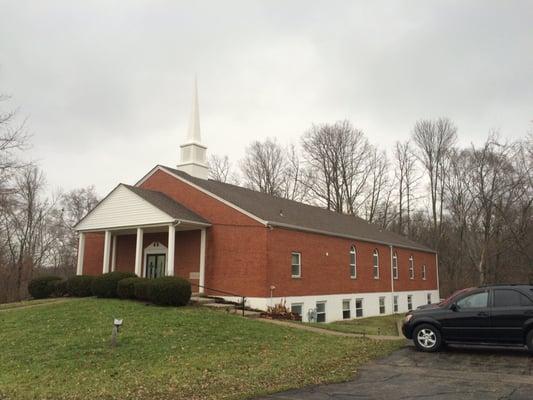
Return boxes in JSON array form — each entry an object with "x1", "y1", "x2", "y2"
[{"x1": 111, "y1": 318, "x2": 123, "y2": 347}]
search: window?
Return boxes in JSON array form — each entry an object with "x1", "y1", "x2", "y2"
[
  {"x1": 316, "y1": 301, "x2": 326, "y2": 323},
  {"x1": 392, "y1": 252, "x2": 398, "y2": 280},
  {"x1": 291, "y1": 303, "x2": 303, "y2": 317},
  {"x1": 349, "y1": 246, "x2": 357, "y2": 279},
  {"x1": 355, "y1": 298, "x2": 363, "y2": 317},
  {"x1": 342, "y1": 300, "x2": 351, "y2": 319},
  {"x1": 373, "y1": 249, "x2": 379, "y2": 279},
  {"x1": 422, "y1": 264, "x2": 427, "y2": 280},
  {"x1": 393, "y1": 295, "x2": 399, "y2": 313},
  {"x1": 291, "y1": 252, "x2": 301, "y2": 278},
  {"x1": 379, "y1": 296, "x2": 386, "y2": 314},
  {"x1": 409, "y1": 256, "x2": 414, "y2": 279},
  {"x1": 494, "y1": 289, "x2": 533, "y2": 308},
  {"x1": 456, "y1": 291, "x2": 488, "y2": 309},
  {"x1": 427, "y1": 293, "x2": 432, "y2": 304},
  {"x1": 407, "y1": 295, "x2": 413, "y2": 311}
]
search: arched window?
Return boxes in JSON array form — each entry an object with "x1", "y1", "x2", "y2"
[
  {"x1": 373, "y1": 249, "x2": 380, "y2": 279},
  {"x1": 409, "y1": 255, "x2": 414, "y2": 279},
  {"x1": 392, "y1": 252, "x2": 398, "y2": 279},
  {"x1": 349, "y1": 246, "x2": 357, "y2": 279}
]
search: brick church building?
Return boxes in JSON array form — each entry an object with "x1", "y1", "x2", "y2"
[{"x1": 75, "y1": 84, "x2": 439, "y2": 323}]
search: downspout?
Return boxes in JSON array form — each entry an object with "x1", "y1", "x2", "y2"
[
  {"x1": 389, "y1": 245, "x2": 395, "y2": 313},
  {"x1": 436, "y1": 252, "x2": 440, "y2": 301}
]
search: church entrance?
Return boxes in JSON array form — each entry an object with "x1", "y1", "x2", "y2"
[{"x1": 145, "y1": 253, "x2": 166, "y2": 279}]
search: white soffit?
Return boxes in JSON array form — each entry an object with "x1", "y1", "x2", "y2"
[{"x1": 75, "y1": 185, "x2": 174, "y2": 231}]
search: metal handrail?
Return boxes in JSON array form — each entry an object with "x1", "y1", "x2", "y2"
[{"x1": 190, "y1": 282, "x2": 246, "y2": 316}]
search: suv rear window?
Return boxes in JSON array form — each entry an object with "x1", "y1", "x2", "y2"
[{"x1": 494, "y1": 289, "x2": 533, "y2": 307}]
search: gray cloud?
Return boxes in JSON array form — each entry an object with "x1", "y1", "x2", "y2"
[{"x1": 0, "y1": 0, "x2": 531, "y2": 194}]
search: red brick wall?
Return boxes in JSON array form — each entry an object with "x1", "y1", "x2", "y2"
[
  {"x1": 82, "y1": 233, "x2": 104, "y2": 276},
  {"x1": 141, "y1": 169, "x2": 269, "y2": 297},
  {"x1": 265, "y1": 227, "x2": 438, "y2": 297},
  {"x1": 392, "y1": 247, "x2": 438, "y2": 292}
]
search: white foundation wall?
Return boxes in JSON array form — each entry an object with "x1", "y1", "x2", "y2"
[{"x1": 221, "y1": 289, "x2": 440, "y2": 323}]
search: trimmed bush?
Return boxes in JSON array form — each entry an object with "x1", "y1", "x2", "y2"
[
  {"x1": 91, "y1": 271, "x2": 136, "y2": 298},
  {"x1": 66, "y1": 275, "x2": 95, "y2": 297},
  {"x1": 149, "y1": 276, "x2": 192, "y2": 306},
  {"x1": 52, "y1": 280, "x2": 68, "y2": 297},
  {"x1": 117, "y1": 277, "x2": 144, "y2": 299},
  {"x1": 28, "y1": 276, "x2": 62, "y2": 299},
  {"x1": 133, "y1": 279, "x2": 152, "y2": 301}
]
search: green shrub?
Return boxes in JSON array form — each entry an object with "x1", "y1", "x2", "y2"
[
  {"x1": 28, "y1": 276, "x2": 62, "y2": 299},
  {"x1": 66, "y1": 275, "x2": 95, "y2": 297},
  {"x1": 149, "y1": 276, "x2": 192, "y2": 306},
  {"x1": 52, "y1": 280, "x2": 68, "y2": 297},
  {"x1": 117, "y1": 277, "x2": 144, "y2": 299},
  {"x1": 133, "y1": 279, "x2": 153, "y2": 301},
  {"x1": 91, "y1": 271, "x2": 136, "y2": 298}
]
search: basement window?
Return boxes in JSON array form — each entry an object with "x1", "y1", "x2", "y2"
[
  {"x1": 291, "y1": 252, "x2": 301, "y2": 278},
  {"x1": 342, "y1": 299, "x2": 351, "y2": 319},
  {"x1": 316, "y1": 301, "x2": 326, "y2": 323},
  {"x1": 407, "y1": 295, "x2": 413, "y2": 311},
  {"x1": 427, "y1": 293, "x2": 432, "y2": 304},
  {"x1": 291, "y1": 303, "x2": 303, "y2": 317},
  {"x1": 355, "y1": 298, "x2": 363, "y2": 318},
  {"x1": 379, "y1": 296, "x2": 386, "y2": 314},
  {"x1": 393, "y1": 295, "x2": 399, "y2": 313}
]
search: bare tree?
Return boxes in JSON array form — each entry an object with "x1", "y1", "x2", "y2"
[
  {"x1": 301, "y1": 120, "x2": 372, "y2": 214},
  {"x1": 241, "y1": 138, "x2": 288, "y2": 196},
  {"x1": 0, "y1": 94, "x2": 29, "y2": 186},
  {"x1": 208, "y1": 154, "x2": 232, "y2": 183},
  {"x1": 393, "y1": 140, "x2": 420, "y2": 235},
  {"x1": 412, "y1": 117, "x2": 457, "y2": 244},
  {"x1": 0, "y1": 166, "x2": 57, "y2": 300}
]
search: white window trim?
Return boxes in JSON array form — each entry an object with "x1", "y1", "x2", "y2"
[
  {"x1": 349, "y1": 246, "x2": 357, "y2": 279},
  {"x1": 409, "y1": 256, "x2": 415, "y2": 280},
  {"x1": 355, "y1": 298, "x2": 364, "y2": 318},
  {"x1": 392, "y1": 252, "x2": 398, "y2": 280},
  {"x1": 373, "y1": 249, "x2": 380, "y2": 279},
  {"x1": 291, "y1": 252, "x2": 301, "y2": 278},
  {"x1": 407, "y1": 294, "x2": 413, "y2": 310},
  {"x1": 393, "y1": 295, "x2": 399, "y2": 313},
  {"x1": 291, "y1": 302, "x2": 304, "y2": 316},
  {"x1": 379, "y1": 296, "x2": 386, "y2": 314},
  {"x1": 316, "y1": 301, "x2": 326, "y2": 323},
  {"x1": 342, "y1": 299, "x2": 351, "y2": 320},
  {"x1": 422, "y1": 264, "x2": 427, "y2": 280}
]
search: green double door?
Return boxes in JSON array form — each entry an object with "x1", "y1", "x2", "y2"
[{"x1": 146, "y1": 254, "x2": 166, "y2": 279}]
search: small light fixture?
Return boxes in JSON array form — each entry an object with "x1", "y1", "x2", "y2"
[{"x1": 111, "y1": 318, "x2": 123, "y2": 347}]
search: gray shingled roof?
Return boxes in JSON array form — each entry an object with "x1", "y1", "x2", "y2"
[
  {"x1": 159, "y1": 166, "x2": 435, "y2": 253},
  {"x1": 124, "y1": 184, "x2": 209, "y2": 225}
]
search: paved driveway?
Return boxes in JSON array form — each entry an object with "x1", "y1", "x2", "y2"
[{"x1": 256, "y1": 344, "x2": 533, "y2": 400}]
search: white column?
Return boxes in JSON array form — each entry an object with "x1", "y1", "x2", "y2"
[
  {"x1": 111, "y1": 235, "x2": 117, "y2": 272},
  {"x1": 199, "y1": 228, "x2": 206, "y2": 294},
  {"x1": 102, "y1": 230, "x2": 112, "y2": 273},
  {"x1": 167, "y1": 224, "x2": 175, "y2": 276},
  {"x1": 135, "y1": 227, "x2": 144, "y2": 277},
  {"x1": 76, "y1": 232, "x2": 86, "y2": 275}
]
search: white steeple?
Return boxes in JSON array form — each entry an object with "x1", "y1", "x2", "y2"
[{"x1": 176, "y1": 79, "x2": 209, "y2": 179}]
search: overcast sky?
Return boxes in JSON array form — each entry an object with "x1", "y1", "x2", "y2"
[{"x1": 1, "y1": 1, "x2": 532, "y2": 195}]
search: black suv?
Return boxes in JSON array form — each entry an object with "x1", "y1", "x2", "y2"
[{"x1": 402, "y1": 284, "x2": 533, "y2": 352}]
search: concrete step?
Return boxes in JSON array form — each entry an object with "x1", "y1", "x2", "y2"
[
  {"x1": 190, "y1": 296, "x2": 217, "y2": 305},
  {"x1": 203, "y1": 302, "x2": 234, "y2": 310}
]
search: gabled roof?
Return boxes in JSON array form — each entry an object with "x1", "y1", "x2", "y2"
[
  {"x1": 75, "y1": 183, "x2": 209, "y2": 231},
  {"x1": 143, "y1": 165, "x2": 434, "y2": 253},
  {"x1": 123, "y1": 185, "x2": 209, "y2": 224}
]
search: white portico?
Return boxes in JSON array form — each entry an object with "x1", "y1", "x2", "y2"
[{"x1": 74, "y1": 184, "x2": 210, "y2": 292}]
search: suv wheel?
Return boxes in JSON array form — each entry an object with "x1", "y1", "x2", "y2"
[
  {"x1": 413, "y1": 324, "x2": 442, "y2": 352},
  {"x1": 527, "y1": 330, "x2": 533, "y2": 354}
]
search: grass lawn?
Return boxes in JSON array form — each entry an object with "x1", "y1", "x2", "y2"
[
  {"x1": 306, "y1": 314, "x2": 404, "y2": 336},
  {"x1": 0, "y1": 298, "x2": 401, "y2": 400}
]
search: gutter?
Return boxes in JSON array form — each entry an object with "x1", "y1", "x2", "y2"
[{"x1": 265, "y1": 221, "x2": 436, "y2": 254}]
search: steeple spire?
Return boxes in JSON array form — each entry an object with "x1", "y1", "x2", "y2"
[
  {"x1": 176, "y1": 79, "x2": 209, "y2": 179},
  {"x1": 186, "y1": 78, "x2": 202, "y2": 143}
]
